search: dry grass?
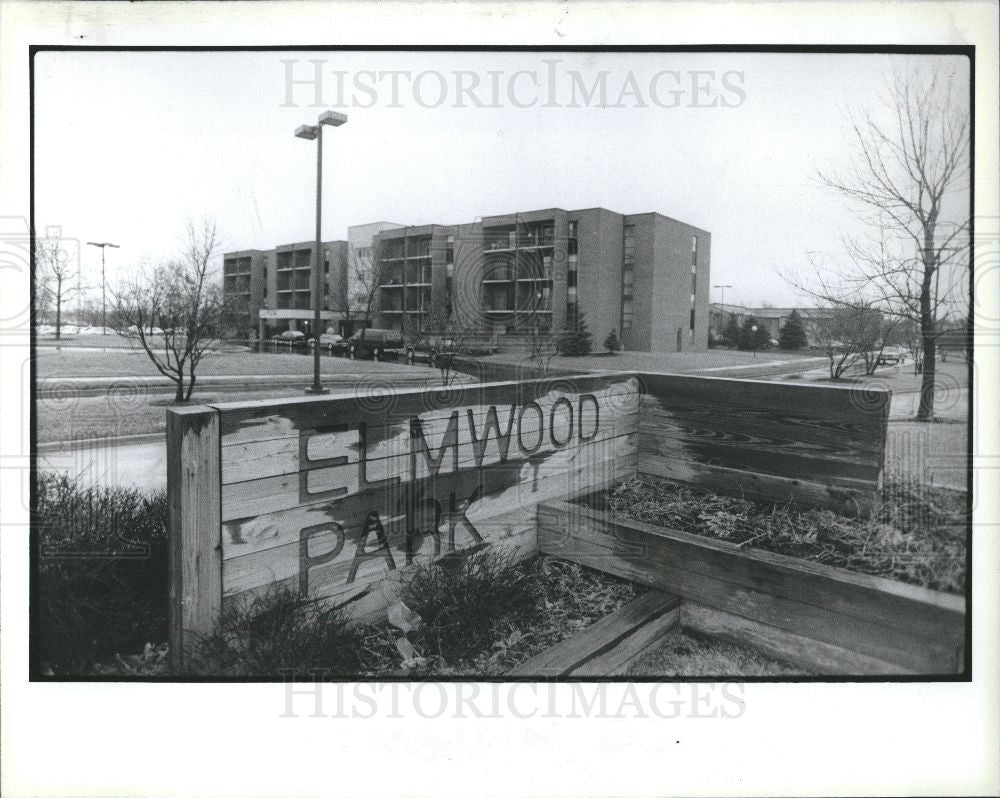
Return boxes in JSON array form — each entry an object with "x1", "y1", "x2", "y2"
[
  {"x1": 627, "y1": 630, "x2": 808, "y2": 677},
  {"x1": 592, "y1": 476, "x2": 966, "y2": 594}
]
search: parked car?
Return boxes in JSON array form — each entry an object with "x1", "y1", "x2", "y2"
[
  {"x1": 272, "y1": 330, "x2": 308, "y2": 347},
  {"x1": 348, "y1": 328, "x2": 405, "y2": 361},
  {"x1": 311, "y1": 332, "x2": 349, "y2": 355},
  {"x1": 877, "y1": 346, "x2": 908, "y2": 365}
]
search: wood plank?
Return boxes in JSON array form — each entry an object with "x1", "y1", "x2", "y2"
[
  {"x1": 569, "y1": 606, "x2": 680, "y2": 676},
  {"x1": 680, "y1": 602, "x2": 918, "y2": 676},
  {"x1": 166, "y1": 406, "x2": 222, "y2": 672},
  {"x1": 638, "y1": 401, "x2": 884, "y2": 454},
  {"x1": 222, "y1": 426, "x2": 637, "y2": 523},
  {"x1": 216, "y1": 372, "x2": 640, "y2": 445},
  {"x1": 635, "y1": 373, "x2": 888, "y2": 513},
  {"x1": 507, "y1": 591, "x2": 681, "y2": 677},
  {"x1": 540, "y1": 501, "x2": 964, "y2": 643},
  {"x1": 222, "y1": 452, "x2": 638, "y2": 598},
  {"x1": 538, "y1": 501, "x2": 964, "y2": 673},
  {"x1": 638, "y1": 372, "x2": 891, "y2": 421},
  {"x1": 638, "y1": 452, "x2": 879, "y2": 516},
  {"x1": 220, "y1": 395, "x2": 637, "y2": 487},
  {"x1": 638, "y1": 425, "x2": 882, "y2": 482}
]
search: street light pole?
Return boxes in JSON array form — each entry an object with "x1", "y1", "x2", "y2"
[
  {"x1": 296, "y1": 110, "x2": 348, "y2": 395},
  {"x1": 87, "y1": 241, "x2": 120, "y2": 334},
  {"x1": 751, "y1": 324, "x2": 759, "y2": 358},
  {"x1": 713, "y1": 284, "x2": 732, "y2": 340}
]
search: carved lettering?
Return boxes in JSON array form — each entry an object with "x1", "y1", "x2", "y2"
[
  {"x1": 549, "y1": 397, "x2": 574, "y2": 447},
  {"x1": 299, "y1": 522, "x2": 345, "y2": 596},
  {"x1": 410, "y1": 411, "x2": 460, "y2": 478},
  {"x1": 347, "y1": 511, "x2": 396, "y2": 584},
  {"x1": 467, "y1": 405, "x2": 516, "y2": 466}
]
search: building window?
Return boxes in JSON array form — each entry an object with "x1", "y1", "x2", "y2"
[
  {"x1": 446, "y1": 235, "x2": 454, "y2": 264},
  {"x1": 690, "y1": 308, "x2": 695, "y2": 331},
  {"x1": 623, "y1": 269, "x2": 634, "y2": 296},
  {"x1": 691, "y1": 235, "x2": 698, "y2": 266},
  {"x1": 567, "y1": 269, "x2": 578, "y2": 288},
  {"x1": 692, "y1": 272, "x2": 697, "y2": 294},
  {"x1": 569, "y1": 221, "x2": 578, "y2": 238},
  {"x1": 622, "y1": 297, "x2": 634, "y2": 331}
]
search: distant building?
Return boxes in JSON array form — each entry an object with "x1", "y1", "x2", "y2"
[
  {"x1": 372, "y1": 207, "x2": 711, "y2": 352},
  {"x1": 709, "y1": 303, "x2": 836, "y2": 346}
]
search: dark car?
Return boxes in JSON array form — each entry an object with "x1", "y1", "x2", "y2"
[{"x1": 348, "y1": 328, "x2": 405, "y2": 360}]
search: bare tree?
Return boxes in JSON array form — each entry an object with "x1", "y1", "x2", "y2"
[
  {"x1": 810, "y1": 306, "x2": 865, "y2": 380},
  {"x1": 36, "y1": 237, "x2": 83, "y2": 338},
  {"x1": 348, "y1": 238, "x2": 387, "y2": 326},
  {"x1": 418, "y1": 307, "x2": 476, "y2": 387},
  {"x1": 111, "y1": 220, "x2": 227, "y2": 402},
  {"x1": 813, "y1": 64, "x2": 970, "y2": 419},
  {"x1": 526, "y1": 319, "x2": 562, "y2": 378}
]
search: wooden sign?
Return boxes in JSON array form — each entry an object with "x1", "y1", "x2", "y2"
[
  {"x1": 167, "y1": 373, "x2": 640, "y2": 666},
  {"x1": 167, "y1": 370, "x2": 890, "y2": 668}
]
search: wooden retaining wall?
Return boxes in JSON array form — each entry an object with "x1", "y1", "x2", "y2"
[
  {"x1": 537, "y1": 499, "x2": 966, "y2": 675},
  {"x1": 638, "y1": 373, "x2": 890, "y2": 516},
  {"x1": 167, "y1": 369, "x2": 892, "y2": 668}
]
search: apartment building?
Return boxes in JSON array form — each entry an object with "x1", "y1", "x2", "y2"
[
  {"x1": 224, "y1": 208, "x2": 710, "y2": 352},
  {"x1": 222, "y1": 223, "x2": 402, "y2": 341},
  {"x1": 372, "y1": 207, "x2": 710, "y2": 352}
]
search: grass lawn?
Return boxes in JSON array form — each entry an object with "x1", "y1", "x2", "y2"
[
  {"x1": 36, "y1": 386, "x2": 396, "y2": 443},
  {"x1": 36, "y1": 347, "x2": 437, "y2": 379},
  {"x1": 627, "y1": 630, "x2": 807, "y2": 677}
]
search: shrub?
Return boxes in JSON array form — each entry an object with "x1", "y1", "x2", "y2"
[
  {"x1": 187, "y1": 587, "x2": 364, "y2": 677},
  {"x1": 559, "y1": 310, "x2": 593, "y2": 356},
  {"x1": 399, "y1": 546, "x2": 545, "y2": 664},
  {"x1": 603, "y1": 329, "x2": 621, "y2": 354},
  {"x1": 35, "y1": 473, "x2": 169, "y2": 675},
  {"x1": 721, "y1": 315, "x2": 742, "y2": 348}
]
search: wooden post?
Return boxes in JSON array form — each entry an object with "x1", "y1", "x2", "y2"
[{"x1": 167, "y1": 405, "x2": 222, "y2": 672}]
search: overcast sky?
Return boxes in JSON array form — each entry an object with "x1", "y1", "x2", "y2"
[{"x1": 33, "y1": 49, "x2": 969, "y2": 309}]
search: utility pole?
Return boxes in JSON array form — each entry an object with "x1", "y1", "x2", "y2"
[{"x1": 86, "y1": 241, "x2": 120, "y2": 333}]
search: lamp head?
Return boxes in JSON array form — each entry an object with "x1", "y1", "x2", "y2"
[
  {"x1": 295, "y1": 124, "x2": 319, "y2": 140},
  {"x1": 318, "y1": 111, "x2": 348, "y2": 127}
]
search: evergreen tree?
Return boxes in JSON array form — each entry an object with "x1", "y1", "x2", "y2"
[
  {"x1": 603, "y1": 329, "x2": 621, "y2": 354},
  {"x1": 738, "y1": 316, "x2": 770, "y2": 351},
  {"x1": 722, "y1": 314, "x2": 742, "y2": 349},
  {"x1": 778, "y1": 309, "x2": 808, "y2": 350},
  {"x1": 560, "y1": 310, "x2": 593, "y2": 356}
]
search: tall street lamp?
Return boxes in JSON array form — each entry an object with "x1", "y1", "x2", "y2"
[
  {"x1": 295, "y1": 110, "x2": 348, "y2": 395},
  {"x1": 86, "y1": 241, "x2": 120, "y2": 334},
  {"x1": 751, "y1": 324, "x2": 759, "y2": 358}
]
